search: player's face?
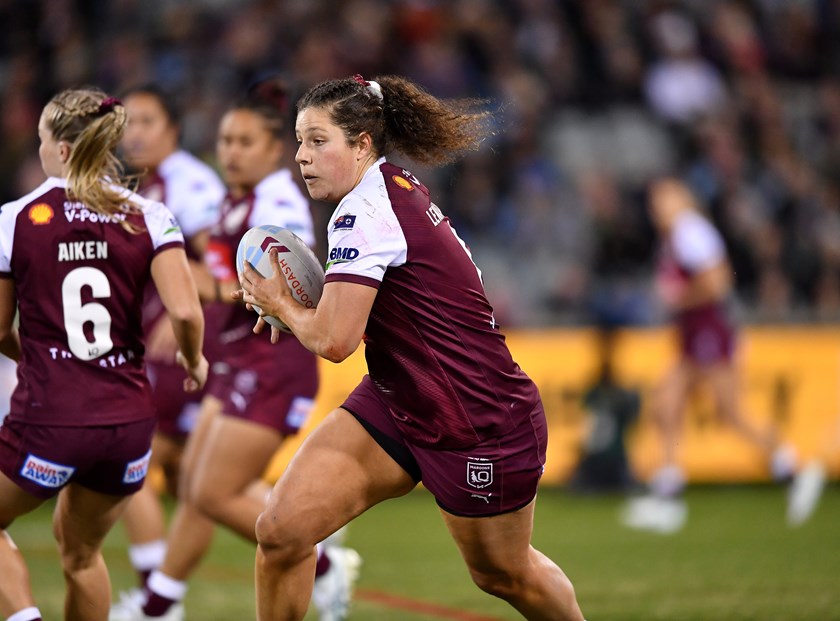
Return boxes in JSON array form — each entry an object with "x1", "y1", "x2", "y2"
[
  {"x1": 38, "y1": 115, "x2": 64, "y2": 178},
  {"x1": 649, "y1": 180, "x2": 688, "y2": 232},
  {"x1": 121, "y1": 93, "x2": 178, "y2": 170},
  {"x1": 216, "y1": 109, "x2": 282, "y2": 195},
  {"x1": 294, "y1": 106, "x2": 365, "y2": 203}
]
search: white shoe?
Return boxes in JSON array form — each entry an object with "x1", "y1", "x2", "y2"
[
  {"x1": 311, "y1": 546, "x2": 362, "y2": 621},
  {"x1": 109, "y1": 591, "x2": 184, "y2": 621},
  {"x1": 787, "y1": 460, "x2": 827, "y2": 527},
  {"x1": 620, "y1": 494, "x2": 687, "y2": 535}
]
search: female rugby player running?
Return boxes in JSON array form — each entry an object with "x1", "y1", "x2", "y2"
[{"x1": 239, "y1": 74, "x2": 585, "y2": 621}]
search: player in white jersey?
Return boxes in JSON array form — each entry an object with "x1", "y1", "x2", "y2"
[
  {"x1": 621, "y1": 178, "x2": 797, "y2": 534},
  {"x1": 238, "y1": 75, "x2": 585, "y2": 621},
  {"x1": 0, "y1": 88, "x2": 206, "y2": 621},
  {"x1": 113, "y1": 85, "x2": 225, "y2": 597}
]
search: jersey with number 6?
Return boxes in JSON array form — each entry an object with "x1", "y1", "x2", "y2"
[
  {"x1": 325, "y1": 158, "x2": 540, "y2": 450},
  {"x1": 0, "y1": 177, "x2": 184, "y2": 426}
]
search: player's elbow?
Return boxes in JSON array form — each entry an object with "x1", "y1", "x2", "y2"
[
  {"x1": 167, "y1": 302, "x2": 204, "y2": 332},
  {"x1": 319, "y1": 336, "x2": 357, "y2": 363}
]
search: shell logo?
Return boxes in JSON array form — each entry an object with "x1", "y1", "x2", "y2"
[
  {"x1": 28, "y1": 203, "x2": 54, "y2": 225},
  {"x1": 392, "y1": 175, "x2": 414, "y2": 191}
]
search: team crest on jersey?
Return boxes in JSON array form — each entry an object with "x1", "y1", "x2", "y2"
[
  {"x1": 333, "y1": 214, "x2": 356, "y2": 230},
  {"x1": 466, "y1": 459, "x2": 493, "y2": 489},
  {"x1": 20, "y1": 454, "x2": 75, "y2": 488},
  {"x1": 393, "y1": 175, "x2": 414, "y2": 191},
  {"x1": 28, "y1": 203, "x2": 54, "y2": 225},
  {"x1": 123, "y1": 450, "x2": 152, "y2": 484}
]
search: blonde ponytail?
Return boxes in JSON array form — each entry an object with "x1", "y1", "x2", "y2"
[{"x1": 42, "y1": 88, "x2": 142, "y2": 232}]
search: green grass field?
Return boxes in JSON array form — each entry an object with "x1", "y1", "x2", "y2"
[{"x1": 10, "y1": 484, "x2": 840, "y2": 620}]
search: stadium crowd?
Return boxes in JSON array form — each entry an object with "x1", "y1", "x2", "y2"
[{"x1": 1, "y1": 0, "x2": 838, "y2": 327}]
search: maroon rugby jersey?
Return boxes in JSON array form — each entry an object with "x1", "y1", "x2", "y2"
[
  {"x1": 0, "y1": 177, "x2": 185, "y2": 425},
  {"x1": 203, "y1": 169, "x2": 316, "y2": 367},
  {"x1": 138, "y1": 151, "x2": 224, "y2": 339},
  {"x1": 325, "y1": 160, "x2": 540, "y2": 449}
]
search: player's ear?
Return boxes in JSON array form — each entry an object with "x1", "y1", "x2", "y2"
[
  {"x1": 58, "y1": 141, "x2": 71, "y2": 163},
  {"x1": 356, "y1": 132, "x2": 374, "y2": 160}
]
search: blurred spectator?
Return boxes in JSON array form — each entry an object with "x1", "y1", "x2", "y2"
[{"x1": 570, "y1": 328, "x2": 640, "y2": 492}]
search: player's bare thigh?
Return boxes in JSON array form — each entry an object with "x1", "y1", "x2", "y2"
[
  {"x1": 0, "y1": 471, "x2": 43, "y2": 528},
  {"x1": 440, "y1": 498, "x2": 537, "y2": 572},
  {"x1": 177, "y1": 395, "x2": 223, "y2": 499},
  {"x1": 261, "y1": 408, "x2": 416, "y2": 545},
  {"x1": 190, "y1": 413, "x2": 282, "y2": 505}
]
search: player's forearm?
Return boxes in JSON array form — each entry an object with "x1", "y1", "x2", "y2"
[
  {"x1": 0, "y1": 328, "x2": 20, "y2": 362},
  {"x1": 169, "y1": 310, "x2": 204, "y2": 368}
]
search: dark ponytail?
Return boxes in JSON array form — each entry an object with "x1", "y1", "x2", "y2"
[{"x1": 297, "y1": 75, "x2": 493, "y2": 166}]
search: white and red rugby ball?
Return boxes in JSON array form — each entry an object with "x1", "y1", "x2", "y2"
[{"x1": 235, "y1": 225, "x2": 324, "y2": 333}]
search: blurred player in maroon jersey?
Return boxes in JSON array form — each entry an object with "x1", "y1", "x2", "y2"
[
  {"x1": 112, "y1": 79, "x2": 357, "y2": 621},
  {"x1": 238, "y1": 75, "x2": 585, "y2": 621},
  {"x1": 622, "y1": 177, "x2": 797, "y2": 533},
  {"x1": 114, "y1": 84, "x2": 225, "y2": 597},
  {"x1": 0, "y1": 88, "x2": 206, "y2": 621}
]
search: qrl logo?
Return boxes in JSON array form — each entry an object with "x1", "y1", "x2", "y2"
[{"x1": 466, "y1": 460, "x2": 493, "y2": 489}]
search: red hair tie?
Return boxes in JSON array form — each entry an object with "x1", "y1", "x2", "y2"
[{"x1": 98, "y1": 97, "x2": 122, "y2": 115}]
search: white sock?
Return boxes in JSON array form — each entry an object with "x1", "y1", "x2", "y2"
[
  {"x1": 129, "y1": 540, "x2": 167, "y2": 572},
  {"x1": 147, "y1": 571, "x2": 188, "y2": 601},
  {"x1": 650, "y1": 464, "x2": 685, "y2": 497},
  {"x1": 771, "y1": 444, "x2": 797, "y2": 480},
  {"x1": 7, "y1": 607, "x2": 42, "y2": 621}
]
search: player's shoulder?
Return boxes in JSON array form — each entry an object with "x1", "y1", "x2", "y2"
[
  {"x1": 159, "y1": 151, "x2": 225, "y2": 193},
  {"x1": 674, "y1": 210, "x2": 720, "y2": 242},
  {"x1": 255, "y1": 169, "x2": 305, "y2": 202},
  {"x1": 0, "y1": 178, "x2": 66, "y2": 221}
]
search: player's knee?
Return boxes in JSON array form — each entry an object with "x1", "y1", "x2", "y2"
[
  {"x1": 56, "y1": 539, "x2": 99, "y2": 574},
  {"x1": 255, "y1": 510, "x2": 308, "y2": 565},
  {"x1": 192, "y1": 484, "x2": 227, "y2": 523},
  {"x1": 468, "y1": 566, "x2": 520, "y2": 600}
]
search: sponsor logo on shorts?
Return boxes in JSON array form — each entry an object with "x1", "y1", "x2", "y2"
[
  {"x1": 333, "y1": 214, "x2": 356, "y2": 230},
  {"x1": 466, "y1": 459, "x2": 493, "y2": 489},
  {"x1": 20, "y1": 454, "x2": 75, "y2": 488},
  {"x1": 285, "y1": 396, "x2": 315, "y2": 431},
  {"x1": 28, "y1": 203, "x2": 54, "y2": 225},
  {"x1": 123, "y1": 450, "x2": 152, "y2": 484}
]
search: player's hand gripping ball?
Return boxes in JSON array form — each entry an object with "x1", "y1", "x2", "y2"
[{"x1": 235, "y1": 225, "x2": 325, "y2": 333}]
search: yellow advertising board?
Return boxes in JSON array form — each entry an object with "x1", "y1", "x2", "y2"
[{"x1": 267, "y1": 327, "x2": 840, "y2": 484}]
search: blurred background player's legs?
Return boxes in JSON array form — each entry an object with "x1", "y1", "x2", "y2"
[
  {"x1": 110, "y1": 399, "x2": 356, "y2": 621},
  {"x1": 788, "y1": 414, "x2": 840, "y2": 526},
  {"x1": 115, "y1": 367, "x2": 205, "y2": 606}
]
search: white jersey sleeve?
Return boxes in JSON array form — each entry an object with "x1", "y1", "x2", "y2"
[
  {"x1": 0, "y1": 200, "x2": 18, "y2": 274},
  {"x1": 672, "y1": 211, "x2": 726, "y2": 273},
  {"x1": 138, "y1": 196, "x2": 186, "y2": 252},
  {"x1": 249, "y1": 169, "x2": 315, "y2": 248},
  {"x1": 325, "y1": 183, "x2": 407, "y2": 283},
  {"x1": 159, "y1": 151, "x2": 225, "y2": 238},
  {"x1": 0, "y1": 178, "x2": 64, "y2": 274}
]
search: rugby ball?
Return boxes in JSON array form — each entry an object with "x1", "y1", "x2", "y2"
[{"x1": 235, "y1": 225, "x2": 324, "y2": 333}]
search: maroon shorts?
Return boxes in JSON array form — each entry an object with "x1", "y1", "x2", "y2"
[
  {"x1": 342, "y1": 376, "x2": 547, "y2": 518},
  {"x1": 677, "y1": 304, "x2": 736, "y2": 365},
  {"x1": 0, "y1": 417, "x2": 156, "y2": 499},
  {"x1": 146, "y1": 361, "x2": 202, "y2": 439},
  {"x1": 206, "y1": 355, "x2": 318, "y2": 435}
]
